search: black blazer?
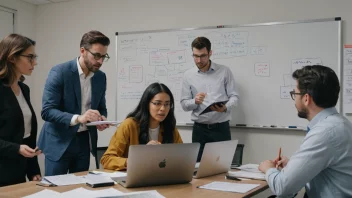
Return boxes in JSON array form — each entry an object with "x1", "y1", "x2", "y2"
[{"x1": 0, "y1": 80, "x2": 40, "y2": 187}]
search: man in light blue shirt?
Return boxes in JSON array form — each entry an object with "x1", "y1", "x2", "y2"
[
  {"x1": 259, "y1": 65, "x2": 352, "y2": 198},
  {"x1": 180, "y1": 37, "x2": 239, "y2": 162}
]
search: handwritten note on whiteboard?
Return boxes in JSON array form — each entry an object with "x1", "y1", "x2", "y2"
[{"x1": 343, "y1": 45, "x2": 352, "y2": 114}]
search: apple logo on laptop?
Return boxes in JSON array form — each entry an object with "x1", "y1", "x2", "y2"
[
  {"x1": 159, "y1": 159, "x2": 166, "y2": 168},
  {"x1": 216, "y1": 156, "x2": 220, "y2": 162}
]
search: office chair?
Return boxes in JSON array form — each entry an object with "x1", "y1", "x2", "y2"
[
  {"x1": 96, "y1": 146, "x2": 108, "y2": 169},
  {"x1": 231, "y1": 144, "x2": 244, "y2": 167}
]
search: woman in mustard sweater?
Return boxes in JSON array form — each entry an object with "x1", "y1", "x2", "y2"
[{"x1": 101, "y1": 83, "x2": 183, "y2": 170}]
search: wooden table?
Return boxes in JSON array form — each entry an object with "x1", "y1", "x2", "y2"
[{"x1": 0, "y1": 171, "x2": 268, "y2": 198}]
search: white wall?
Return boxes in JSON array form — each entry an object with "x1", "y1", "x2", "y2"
[
  {"x1": 7, "y1": 1, "x2": 350, "y2": 195},
  {"x1": 0, "y1": 0, "x2": 36, "y2": 87}
]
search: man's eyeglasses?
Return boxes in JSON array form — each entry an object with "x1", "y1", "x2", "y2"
[
  {"x1": 289, "y1": 90, "x2": 306, "y2": 100},
  {"x1": 150, "y1": 101, "x2": 173, "y2": 109},
  {"x1": 19, "y1": 54, "x2": 38, "y2": 62},
  {"x1": 85, "y1": 48, "x2": 110, "y2": 62},
  {"x1": 192, "y1": 54, "x2": 209, "y2": 60}
]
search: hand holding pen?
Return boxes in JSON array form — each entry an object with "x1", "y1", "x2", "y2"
[{"x1": 274, "y1": 147, "x2": 289, "y2": 169}]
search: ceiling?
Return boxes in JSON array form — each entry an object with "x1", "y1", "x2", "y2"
[{"x1": 21, "y1": 0, "x2": 73, "y2": 5}]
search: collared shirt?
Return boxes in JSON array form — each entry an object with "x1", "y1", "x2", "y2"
[
  {"x1": 265, "y1": 107, "x2": 352, "y2": 198},
  {"x1": 70, "y1": 57, "x2": 94, "y2": 132},
  {"x1": 180, "y1": 61, "x2": 239, "y2": 124}
]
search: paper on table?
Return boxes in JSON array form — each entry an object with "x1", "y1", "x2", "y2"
[
  {"x1": 23, "y1": 189, "x2": 61, "y2": 198},
  {"x1": 61, "y1": 187, "x2": 123, "y2": 197},
  {"x1": 89, "y1": 171, "x2": 127, "y2": 181},
  {"x1": 108, "y1": 190, "x2": 165, "y2": 198},
  {"x1": 227, "y1": 170, "x2": 266, "y2": 180},
  {"x1": 86, "y1": 121, "x2": 119, "y2": 126},
  {"x1": 198, "y1": 181, "x2": 260, "y2": 193},
  {"x1": 234, "y1": 164, "x2": 262, "y2": 173},
  {"x1": 43, "y1": 174, "x2": 86, "y2": 186}
]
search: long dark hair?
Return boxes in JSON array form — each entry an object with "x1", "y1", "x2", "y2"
[
  {"x1": 0, "y1": 34, "x2": 35, "y2": 85},
  {"x1": 127, "y1": 83, "x2": 176, "y2": 144}
]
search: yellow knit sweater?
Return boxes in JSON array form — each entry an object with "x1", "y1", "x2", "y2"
[{"x1": 100, "y1": 117, "x2": 183, "y2": 170}]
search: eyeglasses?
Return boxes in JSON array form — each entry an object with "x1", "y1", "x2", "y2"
[
  {"x1": 19, "y1": 54, "x2": 38, "y2": 62},
  {"x1": 85, "y1": 48, "x2": 110, "y2": 62},
  {"x1": 150, "y1": 101, "x2": 173, "y2": 109},
  {"x1": 192, "y1": 54, "x2": 209, "y2": 60},
  {"x1": 289, "y1": 90, "x2": 306, "y2": 100}
]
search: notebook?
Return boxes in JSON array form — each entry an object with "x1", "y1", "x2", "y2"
[
  {"x1": 119, "y1": 143, "x2": 200, "y2": 188},
  {"x1": 200, "y1": 100, "x2": 228, "y2": 115}
]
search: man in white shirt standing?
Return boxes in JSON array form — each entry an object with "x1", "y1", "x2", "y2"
[
  {"x1": 38, "y1": 31, "x2": 110, "y2": 176},
  {"x1": 180, "y1": 37, "x2": 239, "y2": 162},
  {"x1": 259, "y1": 65, "x2": 352, "y2": 198}
]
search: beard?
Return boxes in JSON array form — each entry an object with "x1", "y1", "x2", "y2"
[
  {"x1": 83, "y1": 54, "x2": 101, "y2": 73},
  {"x1": 297, "y1": 107, "x2": 308, "y2": 119},
  {"x1": 196, "y1": 61, "x2": 209, "y2": 70}
]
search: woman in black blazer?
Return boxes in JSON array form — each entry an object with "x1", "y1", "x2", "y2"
[{"x1": 0, "y1": 34, "x2": 41, "y2": 187}]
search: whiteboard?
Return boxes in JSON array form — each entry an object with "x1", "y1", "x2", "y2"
[{"x1": 115, "y1": 18, "x2": 342, "y2": 128}]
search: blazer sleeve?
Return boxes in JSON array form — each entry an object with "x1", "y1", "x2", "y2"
[
  {"x1": 0, "y1": 84, "x2": 21, "y2": 158},
  {"x1": 41, "y1": 66, "x2": 73, "y2": 128},
  {"x1": 100, "y1": 120, "x2": 132, "y2": 170},
  {"x1": 98, "y1": 73, "x2": 107, "y2": 117},
  {"x1": 173, "y1": 128, "x2": 183, "y2": 143},
  {"x1": 0, "y1": 140, "x2": 20, "y2": 158}
]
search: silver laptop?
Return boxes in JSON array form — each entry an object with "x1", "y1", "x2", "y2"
[
  {"x1": 119, "y1": 143, "x2": 200, "y2": 188},
  {"x1": 193, "y1": 140, "x2": 238, "y2": 179}
]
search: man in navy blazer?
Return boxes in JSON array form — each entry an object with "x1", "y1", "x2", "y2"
[{"x1": 38, "y1": 31, "x2": 110, "y2": 176}]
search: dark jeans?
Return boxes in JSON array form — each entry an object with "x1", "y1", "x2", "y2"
[
  {"x1": 192, "y1": 121, "x2": 231, "y2": 162},
  {"x1": 45, "y1": 131, "x2": 90, "y2": 176}
]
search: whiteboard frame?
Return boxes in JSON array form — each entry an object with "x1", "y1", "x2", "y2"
[{"x1": 115, "y1": 17, "x2": 342, "y2": 129}]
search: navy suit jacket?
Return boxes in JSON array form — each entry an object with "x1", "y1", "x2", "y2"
[{"x1": 38, "y1": 58, "x2": 107, "y2": 168}]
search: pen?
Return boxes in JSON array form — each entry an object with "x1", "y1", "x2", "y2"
[
  {"x1": 225, "y1": 174, "x2": 241, "y2": 181},
  {"x1": 278, "y1": 147, "x2": 282, "y2": 161},
  {"x1": 288, "y1": 126, "x2": 297, "y2": 128}
]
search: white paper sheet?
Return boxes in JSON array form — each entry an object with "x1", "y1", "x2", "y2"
[
  {"x1": 112, "y1": 190, "x2": 165, "y2": 198},
  {"x1": 89, "y1": 171, "x2": 127, "y2": 181},
  {"x1": 23, "y1": 189, "x2": 61, "y2": 198},
  {"x1": 61, "y1": 187, "x2": 123, "y2": 197},
  {"x1": 198, "y1": 181, "x2": 260, "y2": 193},
  {"x1": 43, "y1": 174, "x2": 86, "y2": 186}
]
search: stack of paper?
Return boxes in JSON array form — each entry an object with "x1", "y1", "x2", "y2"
[
  {"x1": 227, "y1": 170, "x2": 265, "y2": 180},
  {"x1": 83, "y1": 174, "x2": 115, "y2": 188},
  {"x1": 234, "y1": 164, "x2": 262, "y2": 173},
  {"x1": 89, "y1": 170, "x2": 127, "y2": 181},
  {"x1": 228, "y1": 164, "x2": 266, "y2": 180},
  {"x1": 198, "y1": 181, "x2": 260, "y2": 193}
]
